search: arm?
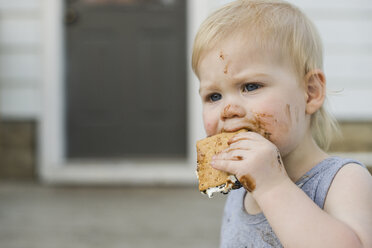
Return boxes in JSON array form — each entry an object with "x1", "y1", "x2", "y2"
[
  {"x1": 254, "y1": 166, "x2": 371, "y2": 248},
  {"x1": 323, "y1": 163, "x2": 372, "y2": 248},
  {"x1": 212, "y1": 132, "x2": 372, "y2": 248}
]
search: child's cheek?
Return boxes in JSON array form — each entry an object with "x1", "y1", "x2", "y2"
[
  {"x1": 262, "y1": 104, "x2": 300, "y2": 150},
  {"x1": 251, "y1": 106, "x2": 289, "y2": 138},
  {"x1": 202, "y1": 112, "x2": 219, "y2": 136},
  {"x1": 204, "y1": 121, "x2": 218, "y2": 136}
]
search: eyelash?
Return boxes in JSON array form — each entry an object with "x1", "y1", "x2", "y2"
[
  {"x1": 205, "y1": 83, "x2": 262, "y2": 102},
  {"x1": 206, "y1": 93, "x2": 222, "y2": 102},
  {"x1": 243, "y1": 83, "x2": 262, "y2": 92}
]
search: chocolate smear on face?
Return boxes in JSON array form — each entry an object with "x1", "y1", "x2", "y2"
[
  {"x1": 239, "y1": 174, "x2": 256, "y2": 192},
  {"x1": 218, "y1": 52, "x2": 229, "y2": 74},
  {"x1": 286, "y1": 104, "x2": 291, "y2": 124},
  {"x1": 219, "y1": 51, "x2": 225, "y2": 60},
  {"x1": 224, "y1": 64, "x2": 229, "y2": 74},
  {"x1": 246, "y1": 113, "x2": 273, "y2": 140},
  {"x1": 223, "y1": 104, "x2": 232, "y2": 116}
]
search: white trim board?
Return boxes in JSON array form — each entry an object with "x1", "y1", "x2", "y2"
[{"x1": 40, "y1": 161, "x2": 197, "y2": 186}]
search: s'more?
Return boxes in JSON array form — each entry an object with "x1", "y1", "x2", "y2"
[{"x1": 196, "y1": 130, "x2": 246, "y2": 198}]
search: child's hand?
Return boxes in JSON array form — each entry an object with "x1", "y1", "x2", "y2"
[{"x1": 211, "y1": 131, "x2": 290, "y2": 198}]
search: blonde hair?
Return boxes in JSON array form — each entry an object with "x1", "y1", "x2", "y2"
[{"x1": 192, "y1": 0, "x2": 339, "y2": 150}]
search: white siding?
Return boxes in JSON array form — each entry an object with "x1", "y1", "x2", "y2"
[
  {"x1": 0, "y1": 53, "x2": 41, "y2": 80},
  {"x1": 0, "y1": 87, "x2": 40, "y2": 118},
  {"x1": 0, "y1": 0, "x2": 42, "y2": 119},
  {"x1": 0, "y1": 18, "x2": 41, "y2": 46},
  {"x1": 0, "y1": 0, "x2": 40, "y2": 11},
  {"x1": 288, "y1": 0, "x2": 372, "y2": 11},
  {"x1": 299, "y1": 2, "x2": 372, "y2": 119}
]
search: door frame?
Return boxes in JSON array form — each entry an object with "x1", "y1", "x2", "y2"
[{"x1": 39, "y1": 0, "x2": 210, "y2": 185}]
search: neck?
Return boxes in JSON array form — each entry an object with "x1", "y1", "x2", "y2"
[{"x1": 282, "y1": 132, "x2": 329, "y2": 183}]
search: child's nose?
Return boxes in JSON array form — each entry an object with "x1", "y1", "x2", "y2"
[{"x1": 220, "y1": 104, "x2": 246, "y2": 120}]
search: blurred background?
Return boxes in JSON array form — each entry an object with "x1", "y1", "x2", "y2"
[{"x1": 0, "y1": 0, "x2": 371, "y2": 247}]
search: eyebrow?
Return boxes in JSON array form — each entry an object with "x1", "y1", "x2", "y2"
[
  {"x1": 231, "y1": 71, "x2": 271, "y2": 82},
  {"x1": 198, "y1": 72, "x2": 270, "y2": 94},
  {"x1": 198, "y1": 83, "x2": 216, "y2": 95}
]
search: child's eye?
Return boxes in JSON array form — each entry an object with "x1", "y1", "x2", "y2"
[
  {"x1": 243, "y1": 83, "x2": 262, "y2": 92},
  {"x1": 208, "y1": 93, "x2": 222, "y2": 102}
]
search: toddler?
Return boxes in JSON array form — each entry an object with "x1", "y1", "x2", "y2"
[{"x1": 192, "y1": 0, "x2": 372, "y2": 247}]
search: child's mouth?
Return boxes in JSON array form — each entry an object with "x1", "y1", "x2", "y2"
[
  {"x1": 221, "y1": 127, "x2": 252, "y2": 133},
  {"x1": 220, "y1": 112, "x2": 273, "y2": 139}
]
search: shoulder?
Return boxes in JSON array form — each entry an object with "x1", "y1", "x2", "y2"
[
  {"x1": 323, "y1": 162, "x2": 372, "y2": 212},
  {"x1": 325, "y1": 162, "x2": 372, "y2": 202},
  {"x1": 324, "y1": 162, "x2": 372, "y2": 247}
]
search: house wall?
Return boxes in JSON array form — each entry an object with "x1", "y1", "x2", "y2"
[
  {"x1": 0, "y1": 0, "x2": 42, "y2": 119},
  {"x1": 0, "y1": 0, "x2": 371, "y2": 180}
]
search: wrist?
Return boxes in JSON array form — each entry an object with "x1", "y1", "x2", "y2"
[{"x1": 252, "y1": 176, "x2": 294, "y2": 206}]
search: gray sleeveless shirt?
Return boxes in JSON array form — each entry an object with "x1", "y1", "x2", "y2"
[{"x1": 220, "y1": 156, "x2": 364, "y2": 248}]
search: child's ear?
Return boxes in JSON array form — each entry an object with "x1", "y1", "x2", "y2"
[{"x1": 304, "y1": 69, "x2": 326, "y2": 115}]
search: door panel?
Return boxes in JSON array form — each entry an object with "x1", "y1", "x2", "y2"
[{"x1": 65, "y1": 0, "x2": 186, "y2": 159}]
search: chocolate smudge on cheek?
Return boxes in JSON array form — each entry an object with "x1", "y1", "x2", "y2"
[
  {"x1": 239, "y1": 174, "x2": 256, "y2": 192},
  {"x1": 254, "y1": 110, "x2": 289, "y2": 137},
  {"x1": 285, "y1": 104, "x2": 292, "y2": 124},
  {"x1": 247, "y1": 113, "x2": 273, "y2": 140}
]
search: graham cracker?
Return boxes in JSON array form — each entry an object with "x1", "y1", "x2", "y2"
[{"x1": 196, "y1": 130, "x2": 246, "y2": 192}]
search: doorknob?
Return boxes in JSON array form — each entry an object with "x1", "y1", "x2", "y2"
[{"x1": 65, "y1": 8, "x2": 79, "y2": 25}]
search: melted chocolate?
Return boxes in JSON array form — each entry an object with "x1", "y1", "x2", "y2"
[
  {"x1": 239, "y1": 174, "x2": 256, "y2": 192},
  {"x1": 276, "y1": 149, "x2": 282, "y2": 166},
  {"x1": 247, "y1": 113, "x2": 273, "y2": 140},
  {"x1": 234, "y1": 155, "x2": 244, "y2": 161},
  {"x1": 285, "y1": 104, "x2": 291, "y2": 124},
  {"x1": 224, "y1": 64, "x2": 229, "y2": 74},
  {"x1": 219, "y1": 51, "x2": 225, "y2": 60}
]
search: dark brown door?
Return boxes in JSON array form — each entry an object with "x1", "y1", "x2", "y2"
[{"x1": 65, "y1": 0, "x2": 186, "y2": 159}]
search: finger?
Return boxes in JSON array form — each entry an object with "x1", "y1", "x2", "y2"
[
  {"x1": 228, "y1": 131, "x2": 256, "y2": 144},
  {"x1": 223, "y1": 147, "x2": 250, "y2": 155},
  {"x1": 227, "y1": 136, "x2": 250, "y2": 145},
  {"x1": 227, "y1": 140, "x2": 254, "y2": 150},
  {"x1": 210, "y1": 158, "x2": 240, "y2": 174},
  {"x1": 229, "y1": 131, "x2": 267, "y2": 145},
  {"x1": 216, "y1": 148, "x2": 246, "y2": 161}
]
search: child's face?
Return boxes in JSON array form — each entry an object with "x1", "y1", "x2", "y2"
[{"x1": 198, "y1": 37, "x2": 310, "y2": 156}]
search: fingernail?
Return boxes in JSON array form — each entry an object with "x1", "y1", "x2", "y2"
[{"x1": 210, "y1": 160, "x2": 215, "y2": 166}]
